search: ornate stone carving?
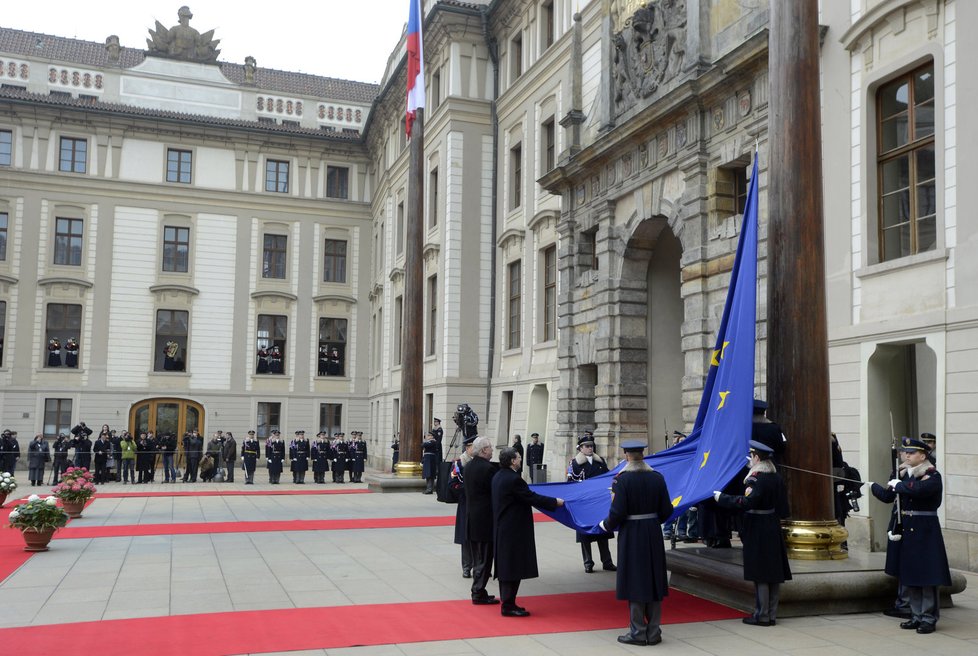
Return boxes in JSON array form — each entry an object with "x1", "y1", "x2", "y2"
[
  {"x1": 613, "y1": 0, "x2": 687, "y2": 117},
  {"x1": 146, "y1": 6, "x2": 221, "y2": 64}
]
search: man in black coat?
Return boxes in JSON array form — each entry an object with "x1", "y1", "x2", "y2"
[
  {"x1": 92, "y1": 432, "x2": 110, "y2": 484},
  {"x1": 182, "y1": 430, "x2": 203, "y2": 482},
  {"x1": 222, "y1": 432, "x2": 237, "y2": 483},
  {"x1": 715, "y1": 440, "x2": 792, "y2": 627},
  {"x1": 70, "y1": 423, "x2": 92, "y2": 469},
  {"x1": 464, "y1": 436, "x2": 500, "y2": 605},
  {"x1": 491, "y1": 447, "x2": 562, "y2": 617},
  {"x1": 599, "y1": 439, "x2": 673, "y2": 646},
  {"x1": 871, "y1": 437, "x2": 951, "y2": 634},
  {"x1": 569, "y1": 435, "x2": 616, "y2": 573},
  {"x1": 51, "y1": 433, "x2": 71, "y2": 484}
]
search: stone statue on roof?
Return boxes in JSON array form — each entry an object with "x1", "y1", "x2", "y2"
[{"x1": 146, "y1": 6, "x2": 221, "y2": 64}]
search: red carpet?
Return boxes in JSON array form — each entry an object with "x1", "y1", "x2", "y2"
[
  {"x1": 0, "y1": 589, "x2": 743, "y2": 655},
  {"x1": 95, "y1": 488, "x2": 371, "y2": 498}
]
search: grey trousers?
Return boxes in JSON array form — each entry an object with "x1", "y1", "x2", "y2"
[
  {"x1": 908, "y1": 585, "x2": 940, "y2": 626},
  {"x1": 628, "y1": 601, "x2": 662, "y2": 643},
  {"x1": 754, "y1": 582, "x2": 781, "y2": 622}
]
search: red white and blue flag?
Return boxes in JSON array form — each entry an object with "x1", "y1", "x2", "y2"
[{"x1": 405, "y1": 0, "x2": 425, "y2": 138}]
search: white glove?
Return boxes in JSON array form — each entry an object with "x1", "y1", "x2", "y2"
[
  {"x1": 713, "y1": 490, "x2": 721, "y2": 501},
  {"x1": 887, "y1": 479, "x2": 901, "y2": 489},
  {"x1": 598, "y1": 520, "x2": 607, "y2": 533},
  {"x1": 887, "y1": 530, "x2": 902, "y2": 542}
]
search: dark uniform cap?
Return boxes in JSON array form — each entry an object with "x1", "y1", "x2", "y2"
[
  {"x1": 753, "y1": 399, "x2": 768, "y2": 413},
  {"x1": 748, "y1": 440, "x2": 774, "y2": 456},
  {"x1": 271, "y1": 430, "x2": 280, "y2": 435},
  {"x1": 621, "y1": 439, "x2": 647, "y2": 453},
  {"x1": 901, "y1": 437, "x2": 930, "y2": 452},
  {"x1": 434, "y1": 418, "x2": 441, "y2": 423},
  {"x1": 530, "y1": 432, "x2": 539, "y2": 437},
  {"x1": 247, "y1": 430, "x2": 256, "y2": 435},
  {"x1": 296, "y1": 430, "x2": 305, "y2": 435},
  {"x1": 577, "y1": 435, "x2": 595, "y2": 447},
  {"x1": 920, "y1": 432, "x2": 936, "y2": 442}
]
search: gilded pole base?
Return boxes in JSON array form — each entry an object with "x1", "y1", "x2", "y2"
[
  {"x1": 783, "y1": 520, "x2": 849, "y2": 560},
  {"x1": 393, "y1": 461, "x2": 423, "y2": 478}
]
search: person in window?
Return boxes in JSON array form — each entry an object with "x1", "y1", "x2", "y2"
[
  {"x1": 163, "y1": 340, "x2": 181, "y2": 371},
  {"x1": 64, "y1": 337, "x2": 79, "y2": 368},
  {"x1": 47, "y1": 338, "x2": 62, "y2": 367},
  {"x1": 269, "y1": 345, "x2": 284, "y2": 374},
  {"x1": 327, "y1": 346, "x2": 341, "y2": 375},
  {"x1": 256, "y1": 346, "x2": 269, "y2": 374},
  {"x1": 318, "y1": 345, "x2": 329, "y2": 376}
]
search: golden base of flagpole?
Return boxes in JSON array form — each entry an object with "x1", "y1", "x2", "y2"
[
  {"x1": 393, "y1": 461, "x2": 423, "y2": 478},
  {"x1": 783, "y1": 520, "x2": 849, "y2": 560}
]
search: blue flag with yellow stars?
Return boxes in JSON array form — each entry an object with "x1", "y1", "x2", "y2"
[{"x1": 531, "y1": 154, "x2": 759, "y2": 533}]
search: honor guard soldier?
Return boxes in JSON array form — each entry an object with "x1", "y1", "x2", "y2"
[
  {"x1": 242, "y1": 431, "x2": 260, "y2": 484},
  {"x1": 432, "y1": 418, "x2": 444, "y2": 463},
  {"x1": 290, "y1": 430, "x2": 310, "y2": 484},
  {"x1": 332, "y1": 433, "x2": 349, "y2": 483},
  {"x1": 568, "y1": 434, "x2": 616, "y2": 573},
  {"x1": 871, "y1": 437, "x2": 951, "y2": 634},
  {"x1": 265, "y1": 430, "x2": 285, "y2": 484},
  {"x1": 349, "y1": 431, "x2": 367, "y2": 483},
  {"x1": 311, "y1": 432, "x2": 330, "y2": 484},
  {"x1": 421, "y1": 431, "x2": 439, "y2": 494},
  {"x1": 526, "y1": 433, "x2": 544, "y2": 472}
]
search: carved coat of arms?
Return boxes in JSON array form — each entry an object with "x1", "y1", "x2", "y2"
[{"x1": 613, "y1": 0, "x2": 687, "y2": 116}]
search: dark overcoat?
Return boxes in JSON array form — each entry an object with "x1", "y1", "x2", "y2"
[
  {"x1": 602, "y1": 463, "x2": 673, "y2": 602},
  {"x1": 450, "y1": 457, "x2": 468, "y2": 545},
  {"x1": 290, "y1": 439, "x2": 310, "y2": 472},
  {"x1": 463, "y1": 455, "x2": 499, "y2": 543},
  {"x1": 491, "y1": 467, "x2": 559, "y2": 581},
  {"x1": 27, "y1": 439, "x2": 51, "y2": 469},
  {"x1": 242, "y1": 438, "x2": 261, "y2": 472},
  {"x1": 871, "y1": 466, "x2": 952, "y2": 587},
  {"x1": 349, "y1": 440, "x2": 366, "y2": 474},
  {"x1": 717, "y1": 467, "x2": 792, "y2": 584},
  {"x1": 421, "y1": 437, "x2": 440, "y2": 479},
  {"x1": 266, "y1": 440, "x2": 285, "y2": 474},
  {"x1": 311, "y1": 441, "x2": 330, "y2": 474}
]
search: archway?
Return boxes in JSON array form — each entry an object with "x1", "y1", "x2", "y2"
[{"x1": 129, "y1": 397, "x2": 205, "y2": 466}]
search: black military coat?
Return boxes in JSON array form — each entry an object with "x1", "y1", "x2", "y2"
[
  {"x1": 266, "y1": 440, "x2": 285, "y2": 474},
  {"x1": 491, "y1": 467, "x2": 559, "y2": 581},
  {"x1": 349, "y1": 439, "x2": 366, "y2": 473},
  {"x1": 602, "y1": 464, "x2": 673, "y2": 602},
  {"x1": 463, "y1": 455, "x2": 499, "y2": 543},
  {"x1": 717, "y1": 467, "x2": 792, "y2": 584},
  {"x1": 311, "y1": 440, "x2": 330, "y2": 473},
  {"x1": 290, "y1": 439, "x2": 310, "y2": 472},
  {"x1": 526, "y1": 442, "x2": 544, "y2": 467},
  {"x1": 242, "y1": 438, "x2": 261, "y2": 471}
]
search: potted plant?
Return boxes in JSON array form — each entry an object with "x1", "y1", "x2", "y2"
[
  {"x1": 52, "y1": 467, "x2": 97, "y2": 518},
  {"x1": 7, "y1": 495, "x2": 69, "y2": 551},
  {"x1": 0, "y1": 472, "x2": 17, "y2": 507}
]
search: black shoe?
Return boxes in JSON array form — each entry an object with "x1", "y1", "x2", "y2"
[
  {"x1": 462, "y1": 570, "x2": 472, "y2": 579},
  {"x1": 501, "y1": 608, "x2": 530, "y2": 617},
  {"x1": 584, "y1": 564, "x2": 594, "y2": 573},
  {"x1": 916, "y1": 623, "x2": 936, "y2": 634},
  {"x1": 742, "y1": 617, "x2": 772, "y2": 627},
  {"x1": 647, "y1": 635, "x2": 662, "y2": 645},
  {"x1": 472, "y1": 596, "x2": 500, "y2": 605},
  {"x1": 900, "y1": 620, "x2": 920, "y2": 630},
  {"x1": 603, "y1": 563, "x2": 617, "y2": 572},
  {"x1": 617, "y1": 635, "x2": 646, "y2": 646},
  {"x1": 711, "y1": 539, "x2": 732, "y2": 548},
  {"x1": 883, "y1": 608, "x2": 912, "y2": 619}
]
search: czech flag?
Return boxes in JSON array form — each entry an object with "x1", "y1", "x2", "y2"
[{"x1": 406, "y1": 0, "x2": 425, "y2": 138}]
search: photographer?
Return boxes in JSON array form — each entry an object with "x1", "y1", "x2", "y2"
[{"x1": 454, "y1": 404, "x2": 479, "y2": 440}]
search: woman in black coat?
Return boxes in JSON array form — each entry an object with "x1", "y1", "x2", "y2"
[
  {"x1": 491, "y1": 448, "x2": 562, "y2": 616},
  {"x1": 715, "y1": 440, "x2": 792, "y2": 627}
]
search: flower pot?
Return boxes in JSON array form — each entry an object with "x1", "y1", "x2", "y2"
[
  {"x1": 62, "y1": 499, "x2": 86, "y2": 518},
  {"x1": 22, "y1": 527, "x2": 56, "y2": 552}
]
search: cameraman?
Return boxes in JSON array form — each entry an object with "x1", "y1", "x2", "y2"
[{"x1": 454, "y1": 404, "x2": 479, "y2": 439}]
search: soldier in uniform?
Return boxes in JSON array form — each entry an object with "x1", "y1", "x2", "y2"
[
  {"x1": 318, "y1": 345, "x2": 329, "y2": 376},
  {"x1": 598, "y1": 439, "x2": 673, "y2": 646},
  {"x1": 349, "y1": 431, "x2": 367, "y2": 483},
  {"x1": 311, "y1": 431, "x2": 330, "y2": 484},
  {"x1": 526, "y1": 433, "x2": 544, "y2": 480},
  {"x1": 265, "y1": 430, "x2": 286, "y2": 484},
  {"x1": 242, "y1": 431, "x2": 260, "y2": 484},
  {"x1": 332, "y1": 433, "x2": 349, "y2": 483},
  {"x1": 871, "y1": 437, "x2": 951, "y2": 634},
  {"x1": 290, "y1": 430, "x2": 310, "y2": 484},
  {"x1": 715, "y1": 441, "x2": 792, "y2": 627},
  {"x1": 421, "y1": 430, "x2": 440, "y2": 494},
  {"x1": 568, "y1": 434, "x2": 616, "y2": 573}
]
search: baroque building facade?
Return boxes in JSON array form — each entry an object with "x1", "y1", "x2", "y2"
[{"x1": 1, "y1": 0, "x2": 975, "y2": 569}]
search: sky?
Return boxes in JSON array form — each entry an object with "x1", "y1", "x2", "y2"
[{"x1": 2, "y1": 0, "x2": 411, "y2": 83}]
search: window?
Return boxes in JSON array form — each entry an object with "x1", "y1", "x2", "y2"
[
  {"x1": 256, "y1": 314, "x2": 287, "y2": 375},
  {"x1": 166, "y1": 148, "x2": 192, "y2": 183},
  {"x1": 0, "y1": 300, "x2": 5, "y2": 367},
  {"x1": 262, "y1": 234, "x2": 287, "y2": 279},
  {"x1": 318, "y1": 317, "x2": 347, "y2": 376},
  {"x1": 394, "y1": 295, "x2": 403, "y2": 365},
  {"x1": 45, "y1": 303, "x2": 82, "y2": 368},
  {"x1": 44, "y1": 399, "x2": 73, "y2": 438},
  {"x1": 877, "y1": 63, "x2": 936, "y2": 262},
  {"x1": 431, "y1": 69, "x2": 441, "y2": 110},
  {"x1": 162, "y1": 226, "x2": 190, "y2": 273},
  {"x1": 508, "y1": 260, "x2": 521, "y2": 349},
  {"x1": 54, "y1": 217, "x2": 83, "y2": 266},
  {"x1": 319, "y1": 403, "x2": 342, "y2": 437},
  {"x1": 511, "y1": 144, "x2": 522, "y2": 210},
  {"x1": 0, "y1": 211, "x2": 7, "y2": 261},
  {"x1": 396, "y1": 202, "x2": 405, "y2": 255},
  {"x1": 257, "y1": 402, "x2": 281, "y2": 439},
  {"x1": 326, "y1": 166, "x2": 349, "y2": 199},
  {"x1": 429, "y1": 168, "x2": 439, "y2": 228},
  {"x1": 581, "y1": 227, "x2": 598, "y2": 270},
  {"x1": 543, "y1": 245, "x2": 557, "y2": 342},
  {"x1": 154, "y1": 309, "x2": 189, "y2": 372},
  {"x1": 542, "y1": 1, "x2": 555, "y2": 49},
  {"x1": 0, "y1": 129, "x2": 11, "y2": 166},
  {"x1": 427, "y1": 274, "x2": 438, "y2": 355},
  {"x1": 323, "y1": 238, "x2": 347, "y2": 283},
  {"x1": 59, "y1": 137, "x2": 87, "y2": 173},
  {"x1": 511, "y1": 34, "x2": 523, "y2": 82},
  {"x1": 542, "y1": 117, "x2": 556, "y2": 172},
  {"x1": 265, "y1": 159, "x2": 290, "y2": 193}
]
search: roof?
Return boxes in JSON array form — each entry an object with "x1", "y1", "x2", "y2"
[{"x1": 0, "y1": 26, "x2": 379, "y2": 104}]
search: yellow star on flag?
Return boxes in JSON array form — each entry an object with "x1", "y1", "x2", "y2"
[
  {"x1": 672, "y1": 496, "x2": 683, "y2": 507},
  {"x1": 717, "y1": 390, "x2": 730, "y2": 410},
  {"x1": 710, "y1": 341, "x2": 731, "y2": 366},
  {"x1": 700, "y1": 451, "x2": 709, "y2": 468}
]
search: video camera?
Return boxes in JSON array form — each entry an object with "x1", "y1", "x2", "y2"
[{"x1": 453, "y1": 403, "x2": 479, "y2": 438}]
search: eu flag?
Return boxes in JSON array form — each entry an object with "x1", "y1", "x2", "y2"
[{"x1": 532, "y1": 155, "x2": 760, "y2": 532}]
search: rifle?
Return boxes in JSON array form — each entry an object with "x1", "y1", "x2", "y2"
[{"x1": 888, "y1": 412, "x2": 903, "y2": 542}]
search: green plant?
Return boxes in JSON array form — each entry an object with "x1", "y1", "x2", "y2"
[{"x1": 7, "y1": 495, "x2": 69, "y2": 532}]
